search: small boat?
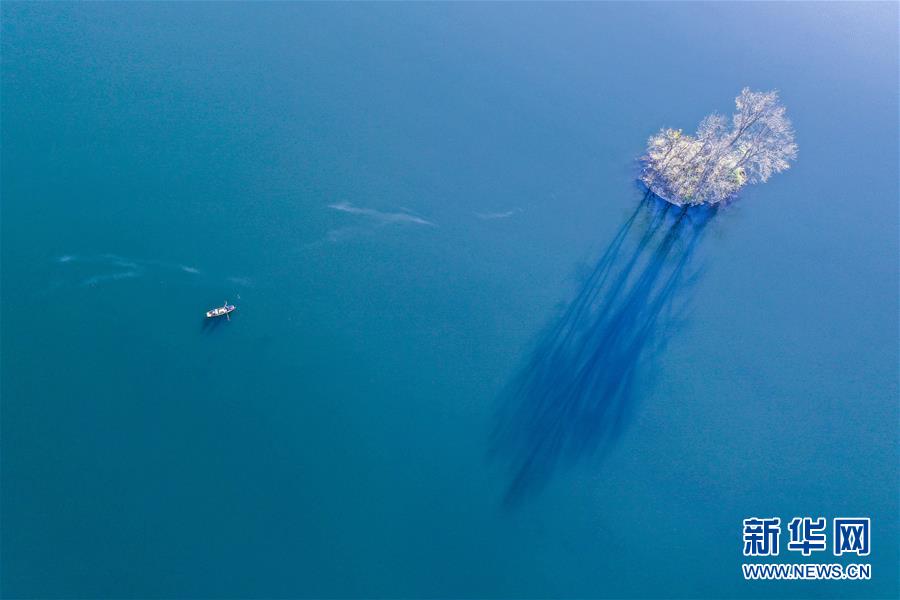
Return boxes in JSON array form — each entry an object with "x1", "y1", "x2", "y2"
[{"x1": 206, "y1": 301, "x2": 236, "y2": 320}]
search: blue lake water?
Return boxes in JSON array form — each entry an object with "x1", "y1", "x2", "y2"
[{"x1": 2, "y1": 3, "x2": 897, "y2": 598}]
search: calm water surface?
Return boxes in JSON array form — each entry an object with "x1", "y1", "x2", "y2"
[{"x1": 2, "y1": 3, "x2": 897, "y2": 598}]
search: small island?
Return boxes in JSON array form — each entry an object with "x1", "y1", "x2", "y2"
[{"x1": 641, "y1": 88, "x2": 797, "y2": 206}]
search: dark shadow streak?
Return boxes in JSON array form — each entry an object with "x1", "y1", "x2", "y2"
[{"x1": 491, "y1": 194, "x2": 717, "y2": 506}]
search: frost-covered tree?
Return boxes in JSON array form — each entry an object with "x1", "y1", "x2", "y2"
[{"x1": 641, "y1": 88, "x2": 797, "y2": 205}]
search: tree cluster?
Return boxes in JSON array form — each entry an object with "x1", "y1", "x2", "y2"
[{"x1": 641, "y1": 88, "x2": 797, "y2": 205}]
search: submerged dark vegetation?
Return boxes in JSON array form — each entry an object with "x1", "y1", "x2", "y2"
[{"x1": 492, "y1": 90, "x2": 796, "y2": 505}]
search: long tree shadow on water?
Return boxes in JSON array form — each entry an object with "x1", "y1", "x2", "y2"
[{"x1": 490, "y1": 192, "x2": 717, "y2": 506}]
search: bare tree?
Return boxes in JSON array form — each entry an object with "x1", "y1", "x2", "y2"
[{"x1": 641, "y1": 88, "x2": 797, "y2": 205}]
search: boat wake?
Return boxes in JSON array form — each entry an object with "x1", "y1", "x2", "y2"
[
  {"x1": 53, "y1": 253, "x2": 251, "y2": 291},
  {"x1": 475, "y1": 208, "x2": 520, "y2": 220},
  {"x1": 307, "y1": 202, "x2": 437, "y2": 247},
  {"x1": 328, "y1": 202, "x2": 436, "y2": 227}
]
